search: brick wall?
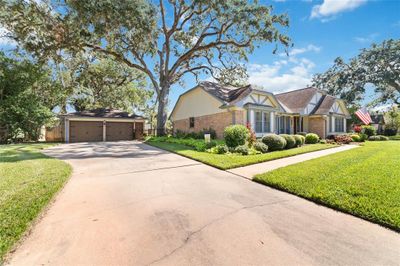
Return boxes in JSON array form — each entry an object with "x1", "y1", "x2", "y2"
[
  {"x1": 308, "y1": 117, "x2": 326, "y2": 139},
  {"x1": 172, "y1": 110, "x2": 245, "y2": 139}
]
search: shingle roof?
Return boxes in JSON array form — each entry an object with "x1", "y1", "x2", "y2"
[
  {"x1": 275, "y1": 87, "x2": 318, "y2": 113},
  {"x1": 199, "y1": 81, "x2": 251, "y2": 103},
  {"x1": 64, "y1": 108, "x2": 144, "y2": 119}
]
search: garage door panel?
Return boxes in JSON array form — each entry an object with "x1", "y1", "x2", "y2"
[
  {"x1": 70, "y1": 121, "x2": 103, "y2": 143},
  {"x1": 106, "y1": 122, "x2": 134, "y2": 141}
]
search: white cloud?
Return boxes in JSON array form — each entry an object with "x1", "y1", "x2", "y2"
[
  {"x1": 311, "y1": 0, "x2": 367, "y2": 20},
  {"x1": 354, "y1": 33, "x2": 378, "y2": 44},
  {"x1": 0, "y1": 27, "x2": 17, "y2": 46},
  {"x1": 280, "y1": 44, "x2": 321, "y2": 57},
  {"x1": 247, "y1": 57, "x2": 315, "y2": 93}
]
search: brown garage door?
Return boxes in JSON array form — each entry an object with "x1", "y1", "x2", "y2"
[
  {"x1": 70, "y1": 121, "x2": 103, "y2": 143},
  {"x1": 135, "y1": 122, "x2": 144, "y2": 139},
  {"x1": 106, "y1": 122, "x2": 134, "y2": 141}
]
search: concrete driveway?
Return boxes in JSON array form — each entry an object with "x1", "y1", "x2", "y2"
[{"x1": 8, "y1": 141, "x2": 400, "y2": 265}]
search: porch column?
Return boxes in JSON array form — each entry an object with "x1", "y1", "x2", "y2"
[
  {"x1": 250, "y1": 109, "x2": 255, "y2": 131},
  {"x1": 270, "y1": 112, "x2": 274, "y2": 133},
  {"x1": 344, "y1": 118, "x2": 347, "y2": 132},
  {"x1": 331, "y1": 116, "x2": 335, "y2": 133}
]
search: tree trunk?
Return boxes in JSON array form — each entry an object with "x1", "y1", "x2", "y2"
[{"x1": 156, "y1": 87, "x2": 169, "y2": 136}]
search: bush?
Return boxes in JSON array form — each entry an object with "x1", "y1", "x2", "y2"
[
  {"x1": 223, "y1": 125, "x2": 249, "y2": 148},
  {"x1": 350, "y1": 134, "x2": 361, "y2": 142},
  {"x1": 368, "y1": 135, "x2": 389, "y2": 141},
  {"x1": 280, "y1": 134, "x2": 296, "y2": 149},
  {"x1": 362, "y1": 125, "x2": 376, "y2": 137},
  {"x1": 234, "y1": 145, "x2": 249, "y2": 155},
  {"x1": 359, "y1": 133, "x2": 368, "y2": 142},
  {"x1": 296, "y1": 132, "x2": 307, "y2": 136},
  {"x1": 262, "y1": 134, "x2": 286, "y2": 151},
  {"x1": 334, "y1": 134, "x2": 352, "y2": 144},
  {"x1": 253, "y1": 141, "x2": 268, "y2": 153},
  {"x1": 353, "y1": 125, "x2": 362, "y2": 133},
  {"x1": 205, "y1": 140, "x2": 217, "y2": 149},
  {"x1": 320, "y1": 139, "x2": 327, "y2": 144},
  {"x1": 384, "y1": 127, "x2": 398, "y2": 136},
  {"x1": 214, "y1": 144, "x2": 229, "y2": 154},
  {"x1": 305, "y1": 133, "x2": 319, "y2": 144},
  {"x1": 294, "y1": 135, "x2": 305, "y2": 146}
]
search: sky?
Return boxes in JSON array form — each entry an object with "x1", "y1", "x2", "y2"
[{"x1": 1, "y1": 0, "x2": 399, "y2": 113}]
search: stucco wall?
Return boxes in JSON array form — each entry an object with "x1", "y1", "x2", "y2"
[
  {"x1": 172, "y1": 110, "x2": 245, "y2": 139},
  {"x1": 171, "y1": 87, "x2": 224, "y2": 121},
  {"x1": 308, "y1": 117, "x2": 326, "y2": 139}
]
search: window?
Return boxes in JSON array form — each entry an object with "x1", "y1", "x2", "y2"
[
  {"x1": 189, "y1": 117, "x2": 195, "y2": 128},
  {"x1": 263, "y1": 112, "x2": 270, "y2": 132},
  {"x1": 335, "y1": 117, "x2": 344, "y2": 132},
  {"x1": 255, "y1": 111, "x2": 262, "y2": 133}
]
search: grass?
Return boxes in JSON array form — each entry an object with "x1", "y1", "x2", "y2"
[
  {"x1": 147, "y1": 140, "x2": 335, "y2": 170},
  {"x1": 0, "y1": 143, "x2": 72, "y2": 263},
  {"x1": 254, "y1": 141, "x2": 400, "y2": 231}
]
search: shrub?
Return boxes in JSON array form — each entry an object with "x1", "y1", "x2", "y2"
[
  {"x1": 354, "y1": 125, "x2": 362, "y2": 133},
  {"x1": 362, "y1": 125, "x2": 376, "y2": 137},
  {"x1": 223, "y1": 125, "x2": 249, "y2": 148},
  {"x1": 234, "y1": 145, "x2": 249, "y2": 155},
  {"x1": 280, "y1": 134, "x2": 296, "y2": 149},
  {"x1": 214, "y1": 144, "x2": 229, "y2": 154},
  {"x1": 253, "y1": 141, "x2": 268, "y2": 153},
  {"x1": 384, "y1": 127, "x2": 398, "y2": 136},
  {"x1": 320, "y1": 139, "x2": 327, "y2": 144},
  {"x1": 205, "y1": 140, "x2": 217, "y2": 149},
  {"x1": 359, "y1": 133, "x2": 368, "y2": 142},
  {"x1": 368, "y1": 135, "x2": 388, "y2": 141},
  {"x1": 294, "y1": 135, "x2": 305, "y2": 146},
  {"x1": 350, "y1": 134, "x2": 361, "y2": 142},
  {"x1": 297, "y1": 132, "x2": 307, "y2": 136},
  {"x1": 334, "y1": 134, "x2": 352, "y2": 144},
  {"x1": 326, "y1": 134, "x2": 336, "y2": 140},
  {"x1": 261, "y1": 134, "x2": 286, "y2": 151},
  {"x1": 305, "y1": 133, "x2": 319, "y2": 144},
  {"x1": 246, "y1": 122, "x2": 256, "y2": 147}
]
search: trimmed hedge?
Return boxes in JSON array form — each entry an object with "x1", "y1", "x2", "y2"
[
  {"x1": 305, "y1": 133, "x2": 319, "y2": 144},
  {"x1": 253, "y1": 141, "x2": 268, "y2": 153},
  {"x1": 369, "y1": 135, "x2": 389, "y2": 141},
  {"x1": 362, "y1": 125, "x2": 376, "y2": 137},
  {"x1": 214, "y1": 144, "x2": 229, "y2": 154},
  {"x1": 224, "y1": 125, "x2": 249, "y2": 148},
  {"x1": 234, "y1": 145, "x2": 249, "y2": 155},
  {"x1": 262, "y1": 134, "x2": 286, "y2": 151},
  {"x1": 280, "y1": 134, "x2": 296, "y2": 149},
  {"x1": 294, "y1": 135, "x2": 305, "y2": 146}
]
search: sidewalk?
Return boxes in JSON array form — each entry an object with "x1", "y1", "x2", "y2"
[{"x1": 227, "y1": 144, "x2": 359, "y2": 179}]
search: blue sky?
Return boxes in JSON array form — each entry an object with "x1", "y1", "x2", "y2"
[
  {"x1": 169, "y1": 0, "x2": 400, "y2": 111},
  {"x1": 1, "y1": 0, "x2": 399, "y2": 113}
]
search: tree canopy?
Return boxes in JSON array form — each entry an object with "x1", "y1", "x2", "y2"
[
  {"x1": 0, "y1": 52, "x2": 61, "y2": 142},
  {"x1": 312, "y1": 39, "x2": 400, "y2": 107},
  {"x1": 0, "y1": 0, "x2": 291, "y2": 135}
]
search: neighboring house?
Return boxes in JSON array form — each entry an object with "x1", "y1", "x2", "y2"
[
  {"x1": 370, "y1": 113, "x2": 385, "y2": 134},
  {"x1": 170, "y1": 81, "x2": 351, "y2": 139},
  {"x1": 46, "y1": 108, "x2": 145, "y2": 143}
]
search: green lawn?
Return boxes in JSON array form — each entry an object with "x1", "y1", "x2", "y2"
[
  {"x1": 147, "y1": 140, "x2": 335, "y2": 170},
  {"x1": 254, "y1": 141, "x2": 400, "y2": 231},
  {"x1": 0, "y1": 144, "x2": 72, "y2": 262}
]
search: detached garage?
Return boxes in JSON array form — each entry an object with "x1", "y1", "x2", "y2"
[{"x1": 61, "y1": 109, "x2": 145, "y2": 143}]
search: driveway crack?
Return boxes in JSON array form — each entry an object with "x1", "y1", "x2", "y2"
[{"x1": 146, "y1": 199, "x2": 291, "y2": 266}]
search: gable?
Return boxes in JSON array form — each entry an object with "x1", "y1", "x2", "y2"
[
  {"x1": 304, "y1": 91, "x2": 323, "y2": 114},
  {"x1": 330, "y1": 100, "x2": 345, "y2": 114},
  {"x1": 245, "y1": 92, "x2": 276, "y2": 107},
  {"x1": 170, "y1": 86, "x2": 225, "y2": 121}
]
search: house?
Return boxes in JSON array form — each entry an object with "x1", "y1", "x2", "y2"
[
  {"x1": 170, "y1": 81, "x2": 351, "y2": 139},
  {"x1": 46, "y1": 108, "x2": 145, "y2": 143}
]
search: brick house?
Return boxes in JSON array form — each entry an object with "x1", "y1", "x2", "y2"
[{"x1": 170, "y1": 82, "x2": 350, "y2": 139}]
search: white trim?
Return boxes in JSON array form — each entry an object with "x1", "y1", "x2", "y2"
[
  {"x1": 102, "y1": 121, "x2": 106, "y2": 142},
  {"x1": 65, "y1": 118, "x2": 69, "y2": 143},
  {"x1": 64, "y1": 116, "x2": 144, "y2": 122}
]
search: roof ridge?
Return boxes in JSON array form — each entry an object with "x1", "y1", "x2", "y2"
[{"x1": 275, "y1": 87, "x2": 317, "y2": 95}]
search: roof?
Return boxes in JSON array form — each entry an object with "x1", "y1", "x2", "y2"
[
  {"x1": 275, "y1": 87, "x2": 318, "y2": 113},
  {"x1": 312, "y1": 95, "x2": 336, "y2": 115},
  {"x1": 199, "y1": 81, "x2": 252, "y2": 103},
  {"x1": 63, "y1": 108, "x2": 144, "y2": 119}
]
